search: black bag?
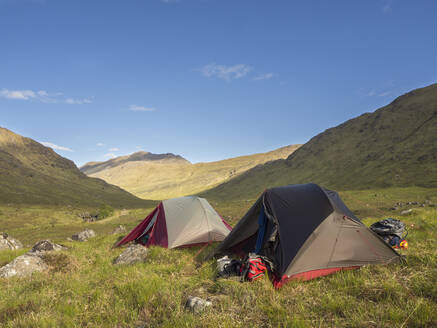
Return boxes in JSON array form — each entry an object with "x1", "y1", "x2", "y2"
[
  {"x1": 370, "y1": 218, "x2": 407, "y2": 247},
  {"x1": 216, "y1": 256, "x2": 242, "y2": 278}
]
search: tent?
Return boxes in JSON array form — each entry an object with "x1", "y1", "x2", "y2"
[
  {"x1": 116, "y1": 196, "x2": 232, "y2": 248},
  {"x1": 212, "y1": 183, "x2": 400, "y2": 287}
]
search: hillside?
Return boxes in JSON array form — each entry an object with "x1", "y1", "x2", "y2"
[
  {"x1": 81, "y1": 145, "x2": 301, "y2": 200},
  {"x1": 0, "y1": 128, "x2": 153, "y2": 207},
  {"x1": 203, "y1": 83, "x2": 437, "y2": 202},
  {"x1": 81, "y1": 151, "x2": 190, "y2": 175}
]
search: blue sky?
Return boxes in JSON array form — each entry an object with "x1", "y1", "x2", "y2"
[{"x1": 1, "y1": 0, "x2": 436, "y2": 166}]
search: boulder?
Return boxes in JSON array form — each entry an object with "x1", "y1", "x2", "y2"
[
  {"x1": 112, "y1": 225, "x2": 127, "y2": 234},
  {"x1": 0, "y1": 253, "x2": 48, "y2": 278},
  {"x1": 185, "y1": 296, "x2": 212, "y2": 314},
  {"x1": 71, "y1": 229, "x2": 96, "y2": 241},
  {"x1": 0, "y1": 232, "x2": 23, "y2": 251},
  {"x1": 31, "y1": 240, "x2": 67, "y2": 253},
  {"x1": 113, "y1": 244, "x2": 148, "y2": 265}
]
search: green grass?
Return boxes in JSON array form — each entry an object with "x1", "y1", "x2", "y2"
[{"x1": 0, "y1": 188, "x2": 436, "y2": 327}]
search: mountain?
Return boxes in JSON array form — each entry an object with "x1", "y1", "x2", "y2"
[
  {"x1": 81, "y1": 145, "x2": 301, "y2": 200},
  {"x1": 203, "y1": 83, "x2": 437, "y2": 201},
  {"x1": 81, "y1": 151, "x2": 190, "y2": 175},
  {"x1": 0, "y1": 127, "x2": 153, "y2": 207}
]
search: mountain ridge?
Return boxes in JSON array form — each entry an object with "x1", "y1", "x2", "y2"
[
  {"x1": 81, "y1": 151, "x2": 190, "y2": 175},
  {"x1": 0, "y1": 127, "x2": 153, "y2": 207},
  {"x1": 203, "y1": 83, "x2": 437, "y2": 201},
  {"x1": 81, "y1": 144, "x2": 301, "y2": 200}
]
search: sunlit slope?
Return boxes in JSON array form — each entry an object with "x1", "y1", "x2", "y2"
[
  {"x1": 204, "y1": 83, "x2": 437, "y2": 202},
  {"x1": 81, "y1": 145, "x2": 301, "y2": 200},
  {"x1": 0, "y1": 127, "x2": 152, "y2": 207}
]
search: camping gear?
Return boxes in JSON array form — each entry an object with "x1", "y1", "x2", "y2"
[
  {"x1": 240, "y1": 254, "x2": 268, "y2": 282},
  {"x1": 216, "y1": 256, "x2": 242, "y2": 278},
  {"x1": 116, "y1": 196, "x2": 232, "y2": 248},
  {"x1": 370, "y1": 218, "x2": 408, "y2": 249},
  {"x1": 211, "y1": 183, "x2": 400, "y2": 288}
]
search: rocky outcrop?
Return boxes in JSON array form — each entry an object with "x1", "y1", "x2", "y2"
[
  {"x1": 112, "y1": 225, "x2": 127, "y2": 234},
  {"x1": 0, "y1": 253, "x2": 48, "y2": 278},
  {"x1": 71, "y1": 229, "x2": 96, "y2": 241},
  {"x1": 31, "y1": 240, "x2": 67, "y2": 253},
  {"x1": 0, "y1": 232, "x2": 23, "y2": 251},
  {"x1": 113, "y1": 244, "x2": 148, "y2": 265},
  {"x1": 0, "y1": 239, "x2": 70, "y2": 278}
]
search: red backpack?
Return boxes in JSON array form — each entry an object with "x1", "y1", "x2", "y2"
[{"x1": 241, "y1": 256, "x2": 268, "y2": 281}]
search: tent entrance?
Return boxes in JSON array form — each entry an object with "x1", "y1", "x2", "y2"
[{"x1": 136, "y1": 209, "x2": 159, "y2": 245}]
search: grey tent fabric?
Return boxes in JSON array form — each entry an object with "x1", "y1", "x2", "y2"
[
  {"x1": 212, "y1": 183, "x2": 400, "y2": 284},
  {"x1": 164, "y1": 196, "x2": 231, "y2": 248}
]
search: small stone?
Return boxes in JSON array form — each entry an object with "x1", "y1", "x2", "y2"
[
  {"x1": 71, "y1": 229, "x2": 96, "y2": 241},
  {"x1": 112, "y1": 225, "x2": 127, "y2": 234},
  {"x1": 185, "y1": 296, "x2": 212, "y2": 314},
  {"x1": 0, "y1": 232, "x2": 23, "y2": 251},
  {"x1": 134, "y1": 321, "x2": 148, "y2": 328},
  {"x1": 0, "y1": 253, "x2": 48, "y2": 278},
  {"x1": 401, "y1": 209, "x2": 413, "y2": 215},
  {"x1": 31, "y1": 240, "x2": 67, "y2": 253},
  {"x1": 113, "y1": 244, "x2": 149, "y2": 265}
]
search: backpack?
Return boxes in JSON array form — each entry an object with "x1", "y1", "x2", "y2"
[
  {"x1": 240, "y1": 254, "x2": 268, "y2": 282},
  {"x1": 370, "y1": 218, "x2": 408, "y2": 248}
]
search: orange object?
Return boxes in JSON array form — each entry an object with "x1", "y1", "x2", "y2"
[{"x1": 400, "y1": 240, "x2": 408, "y2": 249}]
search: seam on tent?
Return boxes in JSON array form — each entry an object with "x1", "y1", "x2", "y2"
[
  {"x1": 327, "y1": 214, "x2": 344, "y2": 267},
  {"x1": 198, "y1": 197, "x2": 212, "y2": 242}
]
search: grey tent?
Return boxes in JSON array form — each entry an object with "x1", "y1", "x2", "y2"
[
  {"x1": 117, "y1": 196, "x2": 232, "y2": 248},
  {"x1": 212, "y1": 183, "x2": 400, "y2": 287}
]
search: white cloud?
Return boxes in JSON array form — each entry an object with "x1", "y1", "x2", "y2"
[
  {"x1": 1, "y1": 88, "x2": 92, "y2": 104},
  {"x1": 96, "y1": 143, "x2": 105, "y2": 147},
  {"x1": 378, "y1": 91, "x2": 391, "y2": 97},
  {"x1": 104, "y1": 153, "x2": 117, "y2": 159},
  {"x1": 381, "y1": 0, "x2": 393, "y2": 13},
  {"x1": 199, "y1": 63, "x2": 253, "y2": 81},
  {"x1": 109, "y1": 147, "x2": 119, "y2": 152},
  {"x1": 65, "y1": 97, "x2": 93, "y2": 105},
  {"x1": 0, "y1": 89, "x2": 37, "y2": 100},
  {"x1": 40, "y1": 142, "x2": 73, "y2": 152},
  {"x1": 129, "y1": 105, "x2": 155, "y2": 112},
  {"x1": 253, "y1": 73, "x2": 275, "y2": 81}
]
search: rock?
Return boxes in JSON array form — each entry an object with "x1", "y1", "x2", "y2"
[
  {"x1": 185, "y1": 296, "x2": 212, "y2": 314},
  {"x1": 113, "y1": 244, "x2": 149, "y2": 265},
  {"x1": 401, "y1": 209, "x2": 413, "y2": 215},
  {"x1": 134, "y1": 321, "x2": 148, "y2": 328},
  {"x1": 71, "y1": 229, "x2": 96, "y2": 241},
  {"x1": 78, "y1": 212, "x2": 98, "y2": 222},
  {"x1": 31, "y1": 240, "x2": 67, "y2": 253},
  {"x1": 0, "y1": 232, "x2": 23, "y2": 251},
  {"x1": 0, "y1": 253, "x2": 48, "y2": 278},
  {"x1": 112, "y1": 225, "x2": 127, "y2": 234}
]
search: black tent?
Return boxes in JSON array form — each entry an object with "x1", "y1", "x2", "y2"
[{"x1": 212, "y1": 183, "x2": 400, "y2": 287}]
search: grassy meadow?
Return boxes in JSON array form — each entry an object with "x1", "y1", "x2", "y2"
[{"x1": 0, "y1": 187, "x2": 436, "y2": 327}]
